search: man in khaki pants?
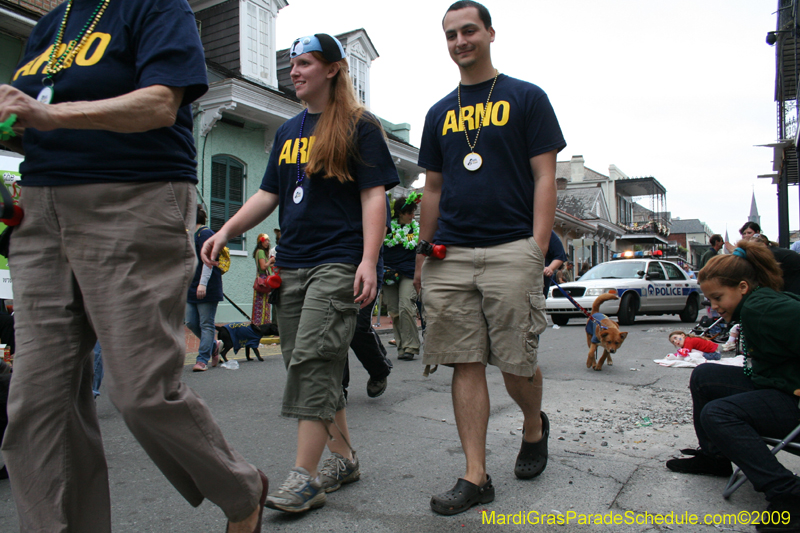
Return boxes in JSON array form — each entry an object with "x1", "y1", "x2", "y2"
[{"x1": 0, "y1": 0, "x2": 267, "y2": 531}]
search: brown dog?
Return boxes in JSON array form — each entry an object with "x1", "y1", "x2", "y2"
[{"x1": 585, "y1": 293, "x2": 628, "y2": 371}]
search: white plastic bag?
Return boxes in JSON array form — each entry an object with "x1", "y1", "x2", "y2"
[{"x1": 220, "y1": 360, "x2": 239, "y2": 370}]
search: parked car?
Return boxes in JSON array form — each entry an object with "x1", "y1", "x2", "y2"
[{"x1": 545, "y1": 252, "x2": 703, "y2": 326}]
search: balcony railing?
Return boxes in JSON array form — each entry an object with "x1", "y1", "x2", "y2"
[{"x1": 618, "y1": 220, "x2": 670, "y2": 237}]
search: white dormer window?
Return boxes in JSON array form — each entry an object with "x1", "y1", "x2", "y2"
[
  {"x1": 245, "y1": 3, "x2": 269, "y2": 81},
  {"x1": 240, "y1": 0, "x2": 283, "y2": 87},
  {"x1": 348, "y1": 41, "x2": 369, "y2": 106},
  {"x1": 351, "y1": 55, "x2": 367, "y2": 105}
]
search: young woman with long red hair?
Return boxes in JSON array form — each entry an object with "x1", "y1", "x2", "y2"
[{"x1": 202, "y1": 33, "x2": 398, "y2": 513}]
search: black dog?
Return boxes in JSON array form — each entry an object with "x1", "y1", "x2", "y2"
[{"x1": 215, "y1": 322, "x2": 279, "y2": 362}]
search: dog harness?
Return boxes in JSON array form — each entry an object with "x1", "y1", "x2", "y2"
[{"x1": 585, "y1": 313, "x2": 608, "y2": 344}]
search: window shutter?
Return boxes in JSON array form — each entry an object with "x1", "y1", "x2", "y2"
[{"x1": 210, "y1": 156, "x2": 246, "y2": 250}]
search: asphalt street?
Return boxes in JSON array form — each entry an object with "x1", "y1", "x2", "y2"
[{"x1": 0, "y1": 313, "x2": 793, "y2": 532}]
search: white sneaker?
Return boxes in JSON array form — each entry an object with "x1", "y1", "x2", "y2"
[{"x1": 265, "y1": 467, "x2": 326, "y2": 513}]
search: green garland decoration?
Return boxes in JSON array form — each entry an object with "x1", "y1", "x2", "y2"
[
  {"x1": 384, "y1": 219, "x2": 419, "y2": 250},
  {"x1": 404, "y1": 191, "x2": 423, "y2": 208}
]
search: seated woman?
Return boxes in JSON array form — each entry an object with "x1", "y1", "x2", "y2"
[{"x1": 667, "y1": 240, "x2": 800, "y2": 531}]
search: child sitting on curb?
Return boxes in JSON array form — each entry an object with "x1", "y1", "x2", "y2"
[{"x1": 669, "y1": 331, "x2": 721, "y2": 361}]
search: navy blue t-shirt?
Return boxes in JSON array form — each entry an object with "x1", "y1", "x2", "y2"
[
  {"x1": 188, "y1": 226, "x2": 223, "y2": 303},
  {"x1": 417, "y1": 74, "x2": 566, "y2": 247},
  {"x1": 11, "y1": 0, "x2": 208, "y2": 186},
  {"x1": 261, "y1": 111, "x2": 399, "y2": 268}
]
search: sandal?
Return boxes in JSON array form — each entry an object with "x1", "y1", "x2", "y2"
[
  {"x1": 515, "y1": 411, "x2": 549, "y2": 479},
  {"x1": 226, "y1": 469, "x2": 268, "y2": 533},
  {"x1": 430, "y1": 476, "x2": 495, "y2": 516}
]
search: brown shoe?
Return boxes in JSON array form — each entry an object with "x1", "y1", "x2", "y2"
[
  {"x1": 226, "y1": 470, "x2": 269, "y2": 533},
  {"x1": 211, "y1": 340, "x2": 221, "y2": 367},
  {"x1": 192, "y1": 362, "x2": 208, "y2": 372}
]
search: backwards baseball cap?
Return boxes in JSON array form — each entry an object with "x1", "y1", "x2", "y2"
[{"x1": 290, "y1": 34, "x2": 346, "y2": 63}]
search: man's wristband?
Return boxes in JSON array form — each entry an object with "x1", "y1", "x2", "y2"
[
  {"x1": 416, "y1": 240, "x2": 446, "y2": 259},
  {"x1": 416, "y1": 240, "x2": 433, "y2": 255}
]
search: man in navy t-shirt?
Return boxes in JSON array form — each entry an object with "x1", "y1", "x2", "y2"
[{"x1": 415, "y1": 0, "x2": 565, "y2": 516}]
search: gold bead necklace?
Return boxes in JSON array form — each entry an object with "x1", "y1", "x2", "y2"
[
  {"x1": 43, "y1": 0, "x2": 111, "y2": 85},
  {"x1": 456, "y1": 69, "x2": 499, "y2": 171}
]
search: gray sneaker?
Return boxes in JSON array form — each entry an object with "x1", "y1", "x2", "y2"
[
  {"x1": 318, "y1": 452, "x2": 360, "y2": 493},
  {"x1": 367, "y1": 377, "x2": 387, "y2": 398},
  {"x1": 265, "y1": 467, "x2": 326, "y2": 513}
]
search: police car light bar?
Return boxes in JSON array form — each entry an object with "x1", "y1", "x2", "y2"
[{"x1": 612, "y1": 249, "x2": 664, "y2": 260}]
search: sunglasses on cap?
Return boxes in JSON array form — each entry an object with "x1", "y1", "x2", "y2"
[{"x1": 290, "y1": 34, "x2": 345, "y2": 63}]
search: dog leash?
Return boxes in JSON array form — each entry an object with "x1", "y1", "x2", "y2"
[
  {"x1": 223, "y1": 292, "x2": 252, "y2": 321},
  {"x1": 550, "y1": 279, "x2": 608, "y2": 330}
]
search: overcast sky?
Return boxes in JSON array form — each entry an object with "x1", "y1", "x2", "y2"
[{"x1": 276, "y1": 0, "x2": 795, "y2": 241}]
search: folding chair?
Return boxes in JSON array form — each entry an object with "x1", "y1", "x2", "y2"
[{"x1": 723, "y1": 421, "x2": 800, "y2": 498}]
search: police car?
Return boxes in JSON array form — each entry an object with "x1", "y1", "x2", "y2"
[{"x1": 545, "y1": 251, "x2": 703, "y2": 326}]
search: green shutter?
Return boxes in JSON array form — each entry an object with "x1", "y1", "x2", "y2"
[{"x1": 210, "y1": 156, "x2": 245, "y2": 250}]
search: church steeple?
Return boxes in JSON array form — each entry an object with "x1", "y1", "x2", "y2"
[{"x1": 748, "y1": 191, "x2": 760, "y2": 227}]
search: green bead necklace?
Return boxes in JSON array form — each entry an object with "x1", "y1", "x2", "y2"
[
  {"x1": 739, "y1": 325, "x2": 753, "y2": 376},
  {"x1": 37, "y1": 0, "x2": 111, "y2": 104},
  {"x1": 739, "y1": 286, "x2": 760, "y2": 377}
]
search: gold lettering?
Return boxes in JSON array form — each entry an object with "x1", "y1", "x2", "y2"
[
  {"x1": 75, "y1": 32, "x2": 111, "y2": 66},
  {"x1": 306, "y1": 135, "x2": 315, "y2": 163},
  {"x1": 459, "y1": 105, "x2": 475, "y2": 131},
  {"x1": 42, "y1": 43, "x2": 69, "y2": 73},
  {"x1": 13, "y1": 45, "x2": 58, "y2": 80},
  {"x1": 441, "y1": 110, "x2": 459, "y2": 135},
  {"x1": 297, "y1": 137, "x2": 309, "y2": 164},
  {"x1": 278, "y1": 139, "x2": 294, "y2": 165},
  {"x1": 491, "y1": 100, "x2": 510, "y2": 126},
  {"x1": 12, "y1": 59, "x2": 35, "y2": 81},
  {"x1": 30, "y1": 46, "x2": 57, "y2": 75},
  {"x1": 474, "y1": 102, "x2": 492, "y2": 126}
]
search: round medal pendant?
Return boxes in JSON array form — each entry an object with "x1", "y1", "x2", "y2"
[
  {"x1": 463, "y1": 152, "x2": 482, "y2": 171},
  {"x1": 292, "y1": 186, "x2": 304, "y2": 204},
  {"x1": 37, "y1": 86, "x2": 53, "y2": 105}
]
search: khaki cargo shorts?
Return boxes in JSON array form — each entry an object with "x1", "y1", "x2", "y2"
[
  {"x1": 274, "y1": 263, "x2": 360, "y2": 421},
  {"x1": 420, "y1": 237, "x2": 547, "y2": 377}
]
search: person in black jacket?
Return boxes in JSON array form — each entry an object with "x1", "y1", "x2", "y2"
[
  {"x1": 542, "y1": 231, "x2": 566, "y2": 297},
  {"x1": 752, "y1": 234, "x2": 800, "y2": 295},
  {"x1": 186, "y1": 205, "x2": 223, "y2": 372},
  {"x1": 699, "y1": 234, "x2": 723, "y2": 269}
]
